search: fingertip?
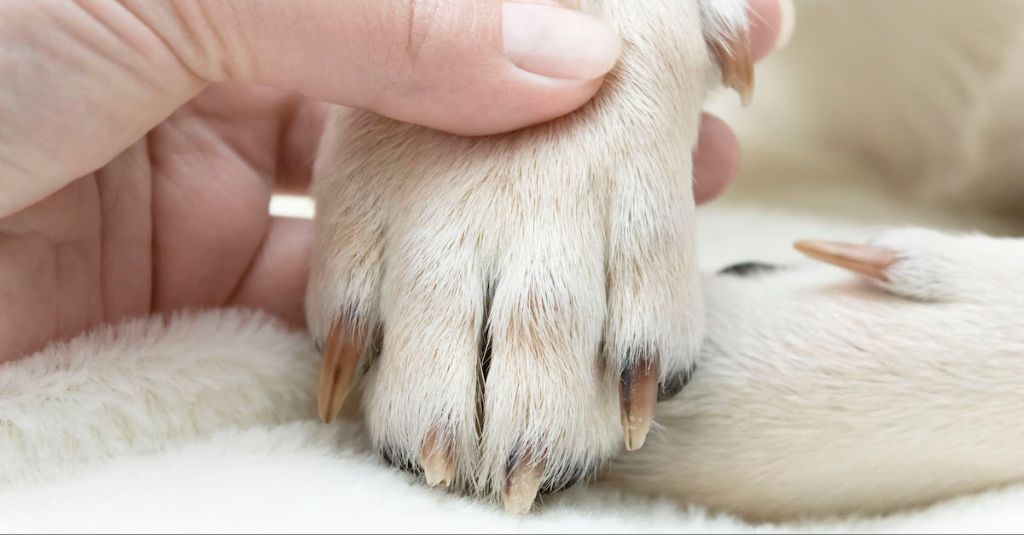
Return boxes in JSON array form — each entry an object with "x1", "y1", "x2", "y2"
[
  {"x1": 435, "y1": 76, "x2": 606, "y2": 136},
  {"x1": 358, "y1": 0, "x2": 616, "y2": 136},
  {"x1": 748, "y1": 0, "x2": 794, "y2": 63},
  {"x1": 693, "y1": 114, "x2": 740, "y2": 204},
  {"x1": 502, "y1": 2, "x2": 622, "y2": 81}
]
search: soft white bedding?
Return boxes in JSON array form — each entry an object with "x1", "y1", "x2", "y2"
[{"x1": 3, "y1": 184, "x2": 1022, "y2": 533}]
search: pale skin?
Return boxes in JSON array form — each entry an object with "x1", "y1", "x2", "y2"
[{"x1": 0, "y1": 0, "x2": 785, "y2": 363}]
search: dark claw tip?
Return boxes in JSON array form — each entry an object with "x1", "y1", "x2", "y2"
[
  {"x1": 381, "y1": 445, "x2": 422, "y2": 477},
  {"x1": 658, "y1": 365, "x2": 695, "y2": 401},
  {"x1": 539, "y1": 461, "x2": 599, "y2": 495}
]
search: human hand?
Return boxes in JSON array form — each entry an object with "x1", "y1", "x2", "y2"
[{"x1": 0, "y1": 0, "x2": 791, "y2": 362}]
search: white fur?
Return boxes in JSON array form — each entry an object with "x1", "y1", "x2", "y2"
[
  {"x1": 610, "y1": 228, "x2": 1024, "y2": 520},
  {"x1": 307, "y1": 0, "x2": 749, "y2": 496},
  {"x1": 0, "y1": 309, "x2": 319, "y2": 487},
  {"x1": 3, "y1": 222, "x2": 1024, "y2": 529},
  {"x1": 306, "y1": 0, "x2": 1024, "y2": 511}
]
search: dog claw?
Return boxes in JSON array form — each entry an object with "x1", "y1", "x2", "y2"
[
  {"x1": 420, "y1": 428, "x2": 455, "y2": 488},
  {"x1": 503, "y1": 452, "x2": 545, "y2": 514},
  {"x1": 794, "y1": 240, "x2": 899, "y2": 281},
  {"x1": 620, "y1": 357, "x2": 659, "y2": 452},
  {"x1": 317, "y1": 319, "x2": 364, "y2": 423},
  {"x1": 711, "y1": 29, "x2": 755, "y2": 106}
]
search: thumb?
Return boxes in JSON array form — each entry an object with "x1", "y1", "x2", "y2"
[
  {"x1": 154, "y1": 0, "x2": 622, "y2": 135},
  {"x1": 0, "y1": 1, "x2": 619, "y2": 217}
]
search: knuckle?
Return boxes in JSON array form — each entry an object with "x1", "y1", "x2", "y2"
[{"x1": 394, "y1": 0, "x2": 455, "y2": 65}]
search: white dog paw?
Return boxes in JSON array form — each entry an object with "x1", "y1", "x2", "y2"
[
  {"x1": 305, "y1": 110, "x2": 692, "y2": 512},
  {"x1": 796, "y1": 227, "x2": 1024, "y2": 304},
  {"x1": 305, "y1": 0, "x2": 753, "y2": 513}
]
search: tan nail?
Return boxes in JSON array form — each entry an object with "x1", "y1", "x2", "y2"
[
  {"x1": 317, "y1": 319, "x2": 364, "y2": 423},
  {"x1": 710, "y1": 30, "x2": 755, "y2": 106},
  {"x1": 794, "y1": 240, "x2": 899, "y2": 281},
  {"x1": 503, "y1": 452, "x2": 546, "y2": 514},
  {"x1": 620, "y1": 358, "x2": 659, "y2": 452},
  {"x1": 420, "y1": 428, "x2": 455, "y2": 488}
]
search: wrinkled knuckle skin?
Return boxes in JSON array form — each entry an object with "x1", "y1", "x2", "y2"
[{"x1": 401, "y1": 0, "x2": 441, "y2": 61}]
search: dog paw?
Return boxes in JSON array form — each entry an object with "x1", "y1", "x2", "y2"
[
  {"x1": 796, "y1": 227, "x2": 1024, "y2": 304},
  {"x1": 306, "y1": 0, "x2": 752, "y2": 513},
  {"x1": 305, "y1": 113, "x2": 699, "y2": 512}
]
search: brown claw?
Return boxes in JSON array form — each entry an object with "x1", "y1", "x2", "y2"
[
  {"x1": 794, "y1": 240, "x2": 899, "y2": 281},
  {"x1": 620, "y1": 357, "x2": 659, "y2": 452},
  {"x1": 420, "y1": 428, "x2": 455, "y2": 488},
  {"x1": 710, "y1": 29, "x2": 755, "y2": 106},
  {"x1": 317, "y1": 319, "x2": 364, "y2": 423},
  {"x1": 503, "y1": 451, "x2": 546, "y2": 514}
]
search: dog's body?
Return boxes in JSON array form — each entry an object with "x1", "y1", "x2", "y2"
[
  {"x1": 306, "y1": 0, "x2": 1024, "y2": 519},
  {"x1": 610, "y1": 229, "x2": 1024, "y2": 520}
]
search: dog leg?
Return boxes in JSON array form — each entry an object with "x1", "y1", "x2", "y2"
[{"x1": 607, "y1": 228, "x2": 1024, "y2": 519}]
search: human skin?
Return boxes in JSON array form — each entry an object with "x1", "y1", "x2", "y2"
[{"x1": 0, "y1": 0, "x2": 787, "y2": 362}]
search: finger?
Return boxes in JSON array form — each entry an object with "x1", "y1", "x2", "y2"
[
  {"x1": 134, "y1": 0, "x2": 620, "y2": 136},
  {"x1": 227, "y1": 216, "x2": 312, "y2": 327},
  {"x1": 172, "y1": 83, "x2": 323, "y2": 195},
  {"x1": 749, "y1": 0, "x2": 796, "y2": 62},
  {"x1": 274, "y1": 98, "x2": 326, "y2": 196},
  {"x1": 0, "y1": 1, "x2": 620, "y2": 218},
  {"x1": 0, "y1": 2, "x2": 205, "y2": 218},
  {"x1": 691, "y1": 0, "x2": 792, "y2": 204},
  {"x1": 692, "y1": 114, "x2": 740, "y2": 205}
]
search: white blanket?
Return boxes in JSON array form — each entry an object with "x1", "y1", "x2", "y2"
[{"x1": 3, "y1": 185, "x2": 1022, "y2": 533}]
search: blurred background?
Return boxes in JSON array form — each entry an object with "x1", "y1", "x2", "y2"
[{"x1": 710, "y1": 0, "x2": 1024, "y2": 227}]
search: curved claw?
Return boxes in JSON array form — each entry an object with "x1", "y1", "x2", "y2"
[
  {"x1": 794, "y1": 240, "x2": 899, "y2": 281},
  {"x1": 710, "y1": 27, "x2": 755, "y2": 106},
  {"x1": 317, "y1": 320, "x2": 364, "y2": 423},
  {"x1": 619, "y1": 357, "x2": 659, "y2": 452},
  {"x1": 420, "y1": 428, "x2": 456, "y2": 488},
  {"x1": 503, "y1": 451, "x2": 546, "y2": 514}
]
